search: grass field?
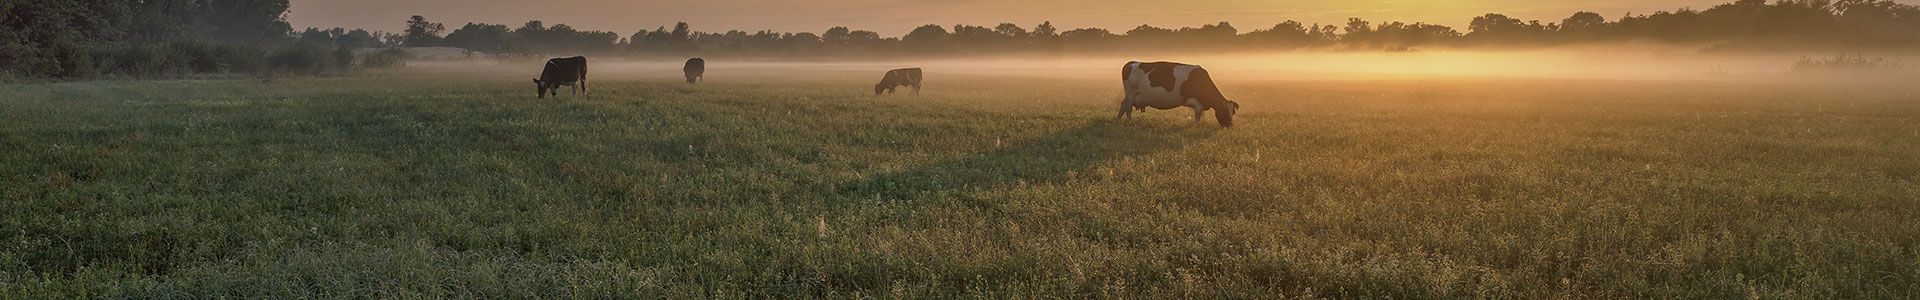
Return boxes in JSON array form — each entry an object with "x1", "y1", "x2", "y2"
[{"x1": 2, "y1": 65, "x2": 1918, "y2": 298}]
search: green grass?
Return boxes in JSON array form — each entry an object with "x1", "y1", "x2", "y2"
[{"x1": 2, "y1": 69, "x2": 1918, "y2": 298}]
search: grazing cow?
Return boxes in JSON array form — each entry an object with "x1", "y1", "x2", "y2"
[
  {"x1": 1119, "y1": 61, "x2": 1241, "y2": 127},
  {"x1": 683, "y1": 58, "x2": 706, "y2": 84},
  {"x1": 874, "y1": 68, "x2": 922, "y2": 95},
  {"x1": 533, "y1": 56, "x2": 589, "y2": 99}
]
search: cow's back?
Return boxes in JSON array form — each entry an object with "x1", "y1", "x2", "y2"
[
  {"x1": 684, "y1": 58, "x2": 705, "y2": 74},
  {"x1": 889, "y1": 68, "x2": 922, "y2": 85},
  {"x1": 564, "y1": 56, "x2": 587, "y2": 80},
  {"x1": 1124, "y1": 62, "x2": 1193, "y2": 108},
  {"x1": 541, "y1": 56, "x2": 588, "y2": 84}
]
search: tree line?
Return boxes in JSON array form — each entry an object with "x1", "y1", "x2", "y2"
[
  {"x1": 6, "y1": 0, "x2": 1918, "y2": 79},
  {"x1": 397, "y1": 0, "x2": 1919, "y2": 57},
  {"x1": 1, "y1": 0, "x2": 403, "y2": 79}
]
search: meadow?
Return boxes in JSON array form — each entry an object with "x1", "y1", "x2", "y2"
[{"x1": 2, "y1": 63, "x2": 1917, "y2": 298}]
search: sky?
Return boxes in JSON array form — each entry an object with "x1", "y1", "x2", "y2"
[{"x1": 288, "y1": 0, "x2": 1753, "y2": 36}]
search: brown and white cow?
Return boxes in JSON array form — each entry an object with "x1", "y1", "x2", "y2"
[
  {"x1": 874, "y1": 68, "x2": 922, "y2": 95},
  {"x1": 1119, "y1": 61, "x2": 1240, "y2": 127},
  {"x1": 533, "y1": 56, "x2": 588, "y2": 99}
]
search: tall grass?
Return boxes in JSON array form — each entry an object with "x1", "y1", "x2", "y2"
[{"x1": 1, "y1": 71, "x2": 1917, "y2": 297}]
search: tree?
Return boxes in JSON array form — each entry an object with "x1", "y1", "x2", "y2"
[
  {"x1": 1470, "y1": 13, "x2": 1525, "y2": 34},
  {"x1": 204, "y1": 0, "x2": 294, "y2": 43},
  {"x1": 339, "y1": 29, "x2": 380, "y2": 48},
  {"x1": 645, "y1": 26, "x2": 670, "y2": 43},
  {"x1": 823, "y1": 26, "x2": 852, "y2": 45},
  {"x1": 298, "y1": 28, "x2": 335, "y2": 47},
  {"x1": 1126, "y1": 25, "x2": 1173, "y2": 37},
  {"x1": 950, "y1": 24, "x2": 999, "y2": 45},
  {"x1": 1246, "y1": 21, "x2": 1314, "y2": 46},
  {"x1": 1060, "y1": 28, "x2": 1113, "y2": 40},
  {"x1": 903, "y1": 24, "x2": 950, "y2": 46},
  {"x1": 1189, "y1": 22, "x2": 1238, "y2": 39},
  {"x1": 403, "y1": 15, "x2": 445, "y2": 47},
  {"x1": 443, "y1": 23, "x2": 510, "y2": 52},
  {"x1": 994, "y1": 23, "x2": 1029, "y2": 38},
  {"x1": 788, "y1": 32, "x2": 822, "y2": 45},
  {"x1": 846, "y1": 30, "x2": 881, "y2": 43},
  {"x1": 671, "y1": 22, "x2": 692, "y2": 41},
  {"x1": 1344, "y1": 18, "x2": 1374, "y2": 34},
  {"x1": 628, "y1": 29, "x2": 650, "y2": 48},
  {"x1": 1033, "y1": 21, "x2": 1058, "y2": 37},
  {"x1": 1561, "y1": 11, "x2": 1607, "y2": 31}
]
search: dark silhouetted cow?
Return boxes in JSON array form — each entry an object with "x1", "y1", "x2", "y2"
[
  {"x1": 874, "y1": 68, "x2": 922, "y2": 95},
  {"x1": 1119, "y1": 61, "x2": 1240, "y2": 127},
  {"x1": 684, "y1": 58, "x2": 705, "y2": 84},
  {"x1": 533, "y1": 56, "x2": 588, "y2": 99}
]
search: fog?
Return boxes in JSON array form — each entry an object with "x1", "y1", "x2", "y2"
[{"x1": 407, "y1": 47, "x2": 1916, "y2": 84}]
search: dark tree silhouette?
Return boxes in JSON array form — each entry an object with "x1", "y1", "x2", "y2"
[
  {"x1": 995, "y1": 23, "x2": 1029, "y2": 38},
  {"x1": 671, "y1": 22, "x2": 692, "y2": 41},
  {"x1": 903, "y1": 24, "x2": 951, "y2": 47},
  {"x1": 1033, "y1": 22, "x2": 1059, "y2": 38},
  {"x1": 204, "y1": 0, "x2": 294, "y2": 43},
  {"x1": 444, "y1": 23, "x2": 510, "y2": 52},
  {"x1": 1562, "y1": 11, "x2": 1607, "y2": 31},
  {"x1": 403, "y1": 15, "x2": 445, "y2": 47}
]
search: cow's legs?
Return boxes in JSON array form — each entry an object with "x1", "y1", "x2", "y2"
[
  {"x1": 912, "y1": 83, "x2": 921, "y2": 95},
  {"x1": 582, "y1": 80, "x2": 590, "y2": 98},
  {"x1": 1118, "y1": 94, "x2": 1135, "y2": 120},
  {"x1": 1191, "y1": 103, "x2": 1206, "y2": 122}
]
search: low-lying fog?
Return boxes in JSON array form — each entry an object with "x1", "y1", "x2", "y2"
[{"x1": 406, "y1": 46, "x2": 1917, "y2": 83}]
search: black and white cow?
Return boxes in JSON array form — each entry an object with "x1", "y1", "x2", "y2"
[
  {"x1": 684, "y1": 58, "x2": 705, "y2": 84},
  {"x1": 874, "y1": 68, "x2": 922, "y2": 95},
  {"x1": 533, "y1": 56, "x2": 589, "y2": 99},
  {"x1": 1119, "y1": 61, "x2": 1240, "y2": 127}
]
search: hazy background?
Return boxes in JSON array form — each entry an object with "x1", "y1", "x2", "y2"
[{"x1": 288, "y1": 0, "x2": 1738, "y2": 34}]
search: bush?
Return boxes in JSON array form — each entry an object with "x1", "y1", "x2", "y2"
[
  {"x1": 361, "y1": 48, "x2": 410, "y2": 69},
  {"x1": 13, "y1": 38, "x2": 393, "y2": 80},
  {"x1": 88, "y1": 41, "x2": 276, "y2": 78},
  {"x1": 50, "y1": 39, "x2": 95, "y2": 79},
  {"x1": 265, "y1": 44, "x2": 340, "y2": 76},
  {"x1": 334, "y1": 46, "x2": 357, "y2": 70},
  {"x1": 212, "y1": 45, "x2": 267, "y2": 74}
]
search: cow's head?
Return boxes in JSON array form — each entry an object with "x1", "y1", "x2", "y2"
[
  {"x1": 873, "y1": 84, "x2": 887, "y2": 95},
  {"x1": 532, "y1": 79, "x2": 547, "y2": 99},
  {"x1": 1215, "y1": 100, "x2": 1241, "y2": 127}
]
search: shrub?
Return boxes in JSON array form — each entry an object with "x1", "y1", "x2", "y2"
[
  {"x1": 212, "y1": 45, "x2": 267, "y2": 74},
  {"x1": 361, "y1": 48, "x2": 410, "y2": 69},
  {"x1": 87, "y1": 41, "x2": 278, "y2": 78},
  {"x1": 50, "y1": 39, "x2": 95, "y2": 79},
  {"x1": 334, "y1": 46, "x2": 358, "y2": 70},
  {"x1": 265, "y1": 44, "x2": 340, "y2": 76}
]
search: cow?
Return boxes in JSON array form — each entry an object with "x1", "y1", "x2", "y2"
[
  {"x1": 874, "y1": 68, "x2": 922, "y2": 95},
  {"x1": 533, "y1": 56, "x2": 588, "y2": 99},
  {"x1": 683, "y1": 58, "x2": 706, "y2": 84},
  {"x1": 1119, "y1": 61, "x2": 1241, "y2": 127}
]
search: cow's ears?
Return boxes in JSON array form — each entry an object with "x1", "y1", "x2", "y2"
[{"x1": 532, "y1": 79, "x2": 540, "y2": 84}]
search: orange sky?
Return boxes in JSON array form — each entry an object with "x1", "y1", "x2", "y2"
[{"x1": 287, "y1": 0, "x2": 1787, "y2": 36}]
